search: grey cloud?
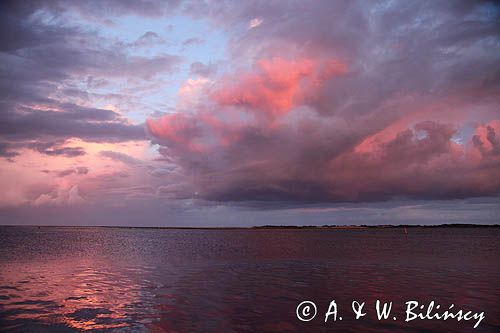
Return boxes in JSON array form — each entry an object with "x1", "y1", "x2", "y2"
[
  {"x1": 149, "y1": 166, "x2": 178, "y2": 177},
  {"x1": 26, "y1": 141, "x2": 87, "y2": 157},
  {"x1": 100, "y1": 151, "x2": 141, "y2": 165},
  {"x1": 189, "y1": 61, "x2": 218, "y2": 77},
  {"x1": 0, "y1": 0, "x2": 183, "y2": 20},
  {"x1": 0, "y1": 142, "x2": 19, "y2": 158},
  {"x1": 55, "y1": 166, "x2": 89, "y2": 177},
  {"x1": 0, "y1": 103, "x2": 145, "y2": 143},
  {"x1": 131, "y1": 31, "x2": 164, "y2": 48},
  {"x1": 182, "y1": 37, "x2": 204, "y2": 46},
  {"x1": 42, "y1": 147, "x2": 86, "y2": 157}
]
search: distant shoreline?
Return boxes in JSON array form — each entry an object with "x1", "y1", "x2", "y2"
[{"x1": 0, "y1": 224, "x2": 499, "y2": 230}]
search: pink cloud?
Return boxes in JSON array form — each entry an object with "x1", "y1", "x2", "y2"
[
  {"x1": 212, "y1": 57, "x2": 346, "y2": 119},
  {"x1": 144, "y1": 42, "x2": 500, "y2": 203},
  {"x1": 472, "y1": 120, "x2": 500, "y2": 156},
  {"x1": 326, "y1": 120, "x2": 500, "y2": 201},
  {"x1": 148, "y1": 94, "x2": 500, "y2": 202}
]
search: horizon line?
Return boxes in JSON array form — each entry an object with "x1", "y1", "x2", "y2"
[{"x1": 0, "y1": 223, "x2": 499, "y2": 230}]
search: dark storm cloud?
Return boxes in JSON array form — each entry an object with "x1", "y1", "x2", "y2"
[{"x1": 148, "y1": 0, "x2": 500, "y2": 204}]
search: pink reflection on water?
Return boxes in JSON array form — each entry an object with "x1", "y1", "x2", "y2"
[{"x1": 0, "y1": 258, "x2": 161, "y2": 331}]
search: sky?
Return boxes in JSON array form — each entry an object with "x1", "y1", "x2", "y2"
[{"x1": 0, "y1": 0, "x2": 499, "y2": 227}]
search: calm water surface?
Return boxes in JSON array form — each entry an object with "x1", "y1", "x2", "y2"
[{"x1": 0, "y1": 226, "x2": 499, "y2": 332}]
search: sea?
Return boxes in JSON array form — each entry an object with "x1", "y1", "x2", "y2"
[{"x1": 0, "y1": 226, "x2": 499, "y2": 332}]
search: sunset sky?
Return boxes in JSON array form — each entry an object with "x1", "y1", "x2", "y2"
[{"x1": 1, "y1": 0, "x2": 499, "y2": 226}]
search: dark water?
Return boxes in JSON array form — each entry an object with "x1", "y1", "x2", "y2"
[{"x1": 0, "y1": 227, "x2": 499, "y2": 332}]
